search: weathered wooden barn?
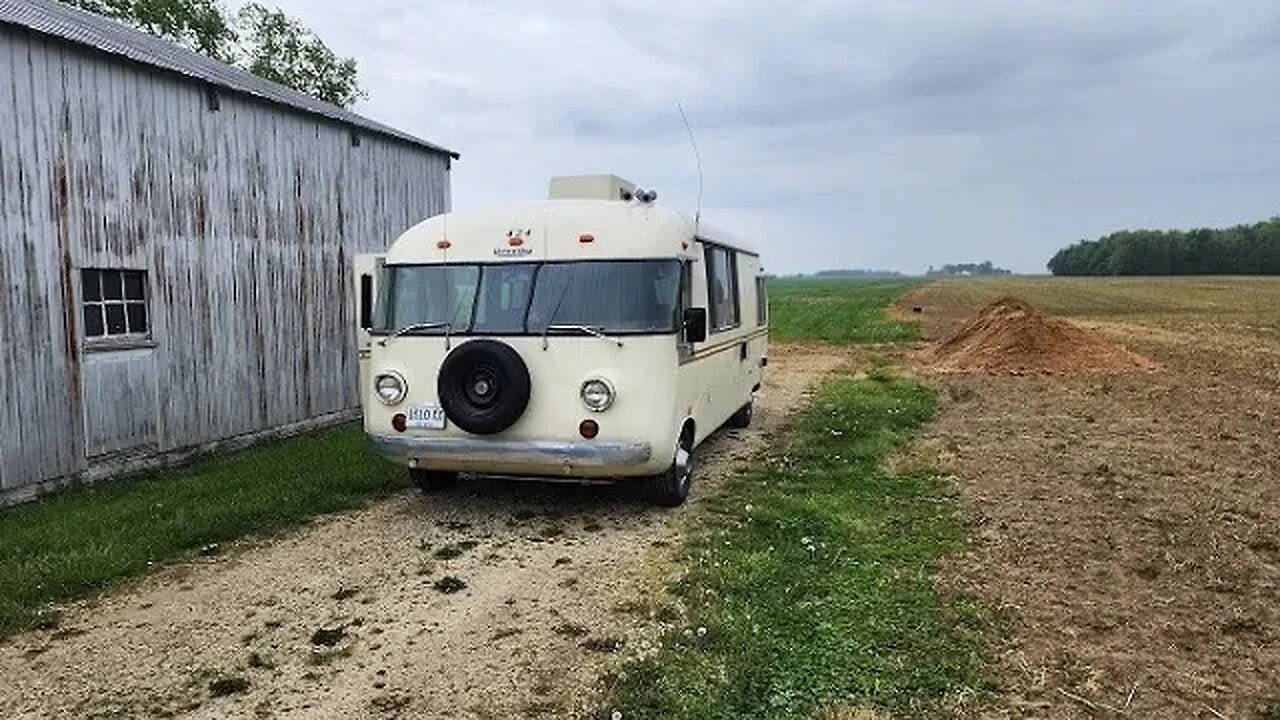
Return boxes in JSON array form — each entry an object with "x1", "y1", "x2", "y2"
[{"x1": 0, "y1": 0, "x2": 457, "y2": 501}]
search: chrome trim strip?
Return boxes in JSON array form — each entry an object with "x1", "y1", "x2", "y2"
[{"x1": 369, "y1": 434, "x2": 651, "y2": 467}]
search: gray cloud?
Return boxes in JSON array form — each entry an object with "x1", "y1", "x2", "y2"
[{"x1": 273, "y1": 0, "x2": 1280, "y2": 274}]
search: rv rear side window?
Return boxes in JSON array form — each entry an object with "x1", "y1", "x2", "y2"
[
  {"x1": 704, "y1": 245, "x2": 739, "y2": 332},
  {"x1": 756, "y1": 276, "x2": 768, "y2": 325},
  {"x1": 82, "y1": 269, "x2": 149, "y2": 339}
]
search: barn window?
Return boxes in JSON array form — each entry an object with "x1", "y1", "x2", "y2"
[{"x1": 82, "y1": 269, "x2": 149, "y2": 339}]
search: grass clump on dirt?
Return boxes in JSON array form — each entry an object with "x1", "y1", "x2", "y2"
[
  {"x1": 0, "y1": 425, "x2": 404, "y2": 638},
  {"x1": 605, "y1": 372, "x2": 990, "y2": 719},
  {"x1": 767, "y1": 279, "x2": 921, "y2": 345}
]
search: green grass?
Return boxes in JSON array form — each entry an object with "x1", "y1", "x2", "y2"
[
  {"x1": 0, "y1": 425, "x2": 403, "y2": 637},
  {"x1": 605, "y1": 373, "x2": 990, "y2": 719},
  {"x1": 767, "y1": 279, "x2": 922, "y2": 345}
]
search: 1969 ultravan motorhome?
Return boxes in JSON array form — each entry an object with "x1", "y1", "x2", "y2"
[{"x1": 354, "y1": 174, "x2": 767, "y2": 506}]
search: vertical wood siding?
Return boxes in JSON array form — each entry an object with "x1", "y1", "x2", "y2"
[{"x1": 0, "y1": 28, "x2": 451, "y2": 491}]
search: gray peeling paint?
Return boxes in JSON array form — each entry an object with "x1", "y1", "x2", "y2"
[{"x1": 0, "y1": 27, "x2": 450, "y2": 492}]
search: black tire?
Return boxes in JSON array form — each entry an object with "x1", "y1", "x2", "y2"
[
  {"x1": 410, "y1": 468, "x2": 458, "y2": 493},
  {"x1": 728, "y1": 399, "x2": 754, "y2": 429},
  {"x1": 437, "y1": 340, "x2": 531, "y2": 435},
  {"x1": 649, "y1": 429, "x2": 694, "y2": 507}
]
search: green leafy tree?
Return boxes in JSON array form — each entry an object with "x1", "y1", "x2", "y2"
[
  {"x1": 234, "y1": 3, "x2": 365, "y2": 107},
  {"x1": 61, "y1": 0, "x2": 365, "y2": 107},
  {"x1": 63, "y1": 0, "x2": 237, "y2": 59}
]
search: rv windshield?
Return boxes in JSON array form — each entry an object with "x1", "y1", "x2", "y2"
[{"x1": 380, "y1": 260, "x2": 680, "y2": 335}]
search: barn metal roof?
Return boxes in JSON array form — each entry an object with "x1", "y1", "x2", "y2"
[{"x1": 0, "y1": 0, "x2": 459, "y2": 159}]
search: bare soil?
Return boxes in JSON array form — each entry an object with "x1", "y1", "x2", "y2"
[
  {"x1": 926, "y1": 295, "x2": 1155, "y2": 375},
  {"x1": 896, "y1": 281, "x2": 1280, "y2": 719},
  {"x1": 0, "y1": 345, "x2": 848, "y2": 720}
]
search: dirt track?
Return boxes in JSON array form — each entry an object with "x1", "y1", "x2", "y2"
[{"x1": 0, "y1": 345, "x2": 846, "y2": 720}]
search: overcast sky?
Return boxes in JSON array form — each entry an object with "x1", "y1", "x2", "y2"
[{"x1": 274, "y1": 0, "x2": 1280, "y2": 275}]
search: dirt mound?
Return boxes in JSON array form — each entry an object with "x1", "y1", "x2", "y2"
[{"x1": 927, "y1": 296, "x2": 1155, "y2": 374}]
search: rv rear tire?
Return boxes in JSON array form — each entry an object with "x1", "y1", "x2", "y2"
[
  {"x1": 649, "y1": 430, "x2": 694, "y2": 507},
  {"x1": 728, "y1": 399, "x2": 754, "y2": 429},
  {"x1": 410, "y1": 468, "x2": 458, "y2": 493}
]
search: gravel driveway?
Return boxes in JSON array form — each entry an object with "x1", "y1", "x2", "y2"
[{"x1": 0, "y1": 345, "x2": 846, "y2": 720}]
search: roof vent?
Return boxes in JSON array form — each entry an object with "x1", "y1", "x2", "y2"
[{"x1": 548, "y1": 174, "x2": 637, "y2": 201}]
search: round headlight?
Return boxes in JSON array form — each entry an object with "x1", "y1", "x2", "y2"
[
  {"x1": 581, "y1": 378, "x2": 615, "y2": 412},
  {"x1": 374, "y1": 372, "x2": 407, "y2": 405}
]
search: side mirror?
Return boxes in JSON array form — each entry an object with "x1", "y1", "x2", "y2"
[{"x1": 683, "y1": 308, "x2": 708, "y2": 343}]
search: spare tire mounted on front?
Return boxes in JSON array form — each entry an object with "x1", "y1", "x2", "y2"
[{"x1": 437, "y1": 340, "x2": 531, "y2": 434}]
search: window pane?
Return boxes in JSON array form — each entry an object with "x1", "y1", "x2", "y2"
[
  {"x1": 706, "y1": 246, "x2": 737, "y2": 330},
  {"x1": 756, "y1": 277, "x2": 767, "y2": 324},
  {"x1": 386, "y1": 265, "x2": 480, "y2": 331},
  {"x1": 126, "y1": 302, "x2": 148, "y2": 333},
  {"x1": 527, "y1": 260, "x2": 680, "y2": 333},
  {"x1": 104, "y1": 304, "x2": 127, "y2": 334},
  {"x1": 102, "y1": 270, "x2": 124, "y2": 300},
  {"x1": 472, "y1": 264, "x2": 535, "y2": 333},
  {"x1": 83, "y1": 304, "x2": 105, "y2": 337},
  {"x1": 81, "y1": 269, "x2": 101, "y2": 302},
  {"x1": 123, "y1": 271, "x2": 145, "y2": 300}
]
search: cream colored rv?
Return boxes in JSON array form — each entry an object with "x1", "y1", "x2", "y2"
[{"x1": 354, "y1": 175, "x2": 767, "y2": 506}]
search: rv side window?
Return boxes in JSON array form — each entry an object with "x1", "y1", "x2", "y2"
[
  {"x1": 704, "y1": 245, "x2": 739, "y2": 332},
  {"x1": 756, "y1": 276, "x2": 768, "y2": 325}
]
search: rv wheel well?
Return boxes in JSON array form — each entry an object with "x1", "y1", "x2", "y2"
[{"x1": 681, "y1": 418, "x2": 696, "y2": 444}]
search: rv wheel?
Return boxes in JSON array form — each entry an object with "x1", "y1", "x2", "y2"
[
  {"x1": 649, "y1": 430, "x2": 694, "y2": 507},
  {"x1": 728, "y1": 399, "x2": 754, "y2": 429},
  {"x1": 410, "y1": 468, "x2": 458, "y2": 493}
]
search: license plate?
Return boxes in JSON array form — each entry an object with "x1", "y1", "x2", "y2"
[{"x1": 405, "y1": 404, "x2": 447, "y2": 429}]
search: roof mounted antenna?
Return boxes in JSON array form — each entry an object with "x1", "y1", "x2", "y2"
[{"x1": 677, "y1": 102, "x2": 703, "y2": 234}]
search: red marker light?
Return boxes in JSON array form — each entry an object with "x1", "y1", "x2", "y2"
[
  {"x1": 508, "y1": 236, "x2": 524, "y2": 246},
  {"x1": 579, "y1": 419, "x2": 599, "y2": 439},
  {"x1": 579, "y1": 233, "x2": 594, "y2": 244},
  {"x1": 436, "y1": 239, "x2": 451, "y2": 250},
  {"x1": 392, "y1": 413, "x2": 407, "y2": 432}
]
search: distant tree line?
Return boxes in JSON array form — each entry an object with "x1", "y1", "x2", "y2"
[
  {"x1": 1048, "y1": 218, "x2": 1280, "y2": 275},
  {"x1": 926, "y1": 261, "x2": 1011, "y2": 277},
  {"x1": 811, "y1": 268, "x2": 903, "y2": 278}
]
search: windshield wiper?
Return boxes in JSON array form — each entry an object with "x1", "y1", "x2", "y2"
[
  {"x1": 545, "y1": 324, "x2": 624, "y2": 347},
  {"x1": 378, "y1": 321, "x2": 452, "y2": 346}
]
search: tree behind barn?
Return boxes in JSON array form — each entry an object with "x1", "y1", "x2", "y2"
[{"x1": 61, "y1": 0, "x2": 365, "y2": 107}]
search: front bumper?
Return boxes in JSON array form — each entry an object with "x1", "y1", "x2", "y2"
[{"x1": 368, "y1": 433, "x2": 653, "y2": 473}]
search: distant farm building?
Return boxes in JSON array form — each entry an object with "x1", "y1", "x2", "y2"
[{"x1": 0, "y1": 0, "x2": 457, "y2": 501}]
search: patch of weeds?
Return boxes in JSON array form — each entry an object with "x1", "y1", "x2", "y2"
[
  {"x1": 432, "y1": 540, "x2": 480, "y2": 560},
  {"x1": 30, "y1": 609, "x2": 62, "y2": 631},
  {"x1": 371, "y1": 693, "x2": 412, "y2": 712},
  {"x1": 330, "y1": 586, "x2": 360, "y2": 601},
  {"x1": 553, "y1": 622, "x2": 589, "y2": 637},
  {"x1": 307, "y1": 646, "x2": 352, "y2": 666},
  {"x1": 523, "y1": 700, "x2": 563, "y2": 716},
  {"x1": 1260, "y1": 700, "x2": 1280, "y2": 720},
  {"x1": 582, "y1": 636, "x2": 622, "y2": 653},
  {"x1": 309, "y1": 626, "x2": 346, "y2": 647},
  {"x1": 208, "y1": 676, "x2": 251, "y2": 697},
  {"x1": 602, "y1": 373, "x2": 992, "y2": 719},
  {"x1": 432, "y1": 576, "x2": 467, "y2": 594}
]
